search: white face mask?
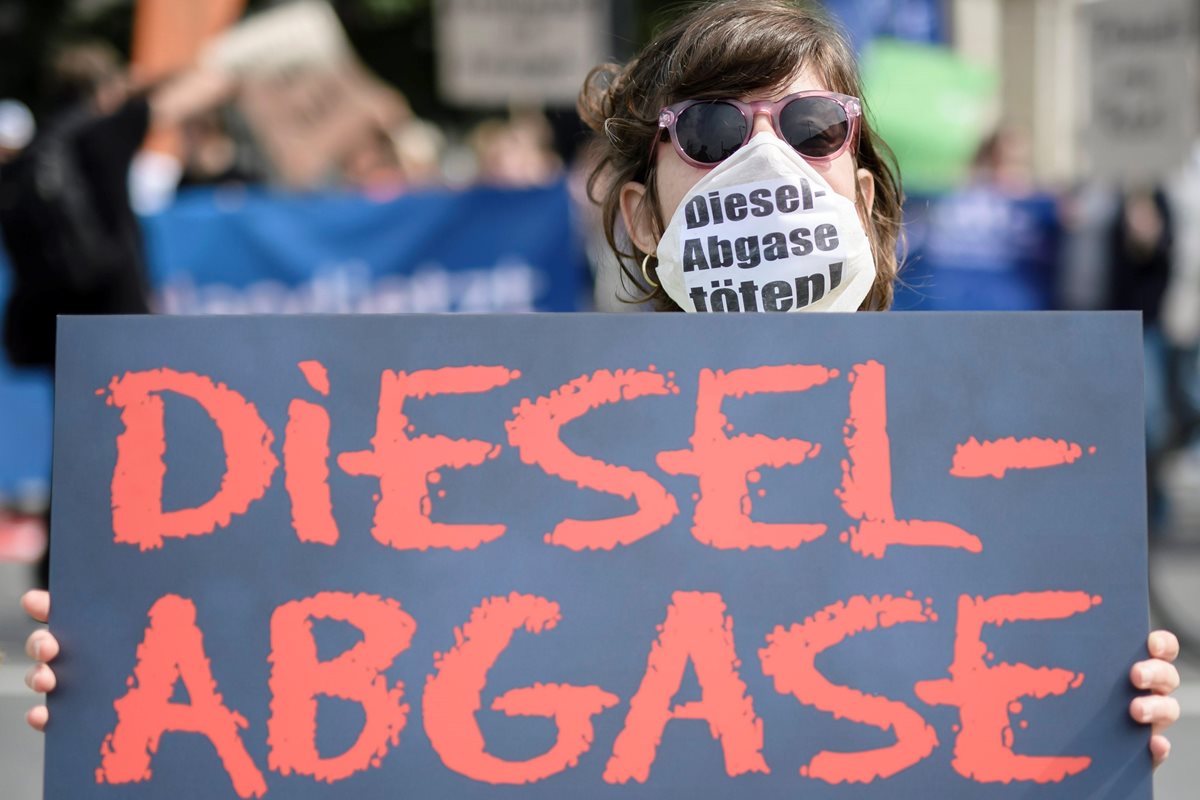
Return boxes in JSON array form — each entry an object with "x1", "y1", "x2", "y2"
[{"x1": 654, "y1": 134, "x2": 876, "y2": 313}]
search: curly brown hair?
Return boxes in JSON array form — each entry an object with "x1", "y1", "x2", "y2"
[{"x1": 578, "y1": 0, "x2": 902, "y2": 311}]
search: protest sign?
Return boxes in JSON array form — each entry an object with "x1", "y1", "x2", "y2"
[
  {"x1": 1083, "y1": 0, "x2": 1199, "y2": 185},
  {"x1": 230, "y1": 62, "x2": 406, "y2": 189},
  {"x1": 202, "y1": 0, "x2": 403, "y2": 188},
  {"x1": 45, "y1": 312, "x2": 1151, "y2": 798},
  {"x1": 202, "y1": 0, "x2": 350, "y2": 77},
  {"x1": 434, "y1": 0, "x2": 611, "y2": 107}
]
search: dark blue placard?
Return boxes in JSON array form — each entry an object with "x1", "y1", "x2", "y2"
[{"x1": 47, "y1": 313, "x2": 1150, "y2": 799}]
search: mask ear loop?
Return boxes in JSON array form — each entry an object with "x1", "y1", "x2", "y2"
[{"x1": 641, "y1": 253, "x2": 659, "y2": 287}]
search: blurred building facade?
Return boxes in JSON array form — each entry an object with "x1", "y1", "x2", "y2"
[{"x1": 951, "y1": 0, "x2": 1199, "y2": 188}]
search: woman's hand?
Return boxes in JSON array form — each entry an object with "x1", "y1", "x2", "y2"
[
  {"x1": 1130, "y1": 629, "x2": 1181, "y2": 767},
  {"x1": 21, "y1": 589, "x2": 59, "y2": 732}
]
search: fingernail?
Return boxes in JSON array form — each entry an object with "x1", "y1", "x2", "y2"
[
  {"x1": 1141, "y1": 703, "x2": 1154, "y2": 723},
  {"x1": 1151, "y1": 637, "x2": 1165, "y2": 656},
  {"x1": 1137, "y1": 666, "x2": 1150, "y2": 687},
  {"x1": 24, "y1": 665, "x2": 36, "y2": 691},
  {"x1": 32, "y1": 639, "x2": 41, "y2": 662}
]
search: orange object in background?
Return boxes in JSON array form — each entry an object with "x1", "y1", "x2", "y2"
[{"x1": 131, "y1": 0, "x2": 246, "y2": 155}]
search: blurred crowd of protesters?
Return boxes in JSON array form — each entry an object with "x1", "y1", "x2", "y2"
[
  {"x1": 903, "y1": 128, "x2": 1200, "y2": 537},
  {"x1": 0, "y1": 42, "x2": 237, "y2": 369},
  {"x1": 0, "y1": 40, "x2": 569, "y2": 584},
  {"x1": 2, "y1": 35, "x2": 1200, "y2": 584},
  {"x1": 0, "y1": 39, "x2": 571, "y2": 358}
]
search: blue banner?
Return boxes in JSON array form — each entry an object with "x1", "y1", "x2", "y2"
[
  {"x1": 145, "y1": 182, "x2": 586, "y2": 315},
  {"x1": 0, "y1": 182, "x2": 587, "y2": 497}
]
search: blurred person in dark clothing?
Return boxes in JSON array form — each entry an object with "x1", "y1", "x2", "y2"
[
  {"x1": 1104, "y1": 187, "x2": 1183, "y2": 535},
  {"x1": 1108, "y1": 190, "x2": 1173, "y2": 327},
  {"x1": 0, "y1": 41, "x2": 235, "y2": 587},
  {"x1": 0, "y1": 41, "x2": 236, "y2": 369},
  {"x1": 897, "y1": 128, "x2": 1061, "y2": 312}
]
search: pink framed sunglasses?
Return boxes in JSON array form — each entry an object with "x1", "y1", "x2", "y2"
[{"x1": 651, "y1": 90, "x2": 862, "y2": 171}]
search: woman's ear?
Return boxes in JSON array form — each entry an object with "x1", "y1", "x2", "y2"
[
  {"x1": 856, "y1": 167, "x2": 876, "y2": 223},
  {"x1": 619, "y1": 180, "x2": 660, "y2": 255}
]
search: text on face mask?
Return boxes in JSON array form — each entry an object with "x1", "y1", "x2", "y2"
[
  {"x1": 683, "y1": 180, "x2": 825, "y2": 229},
  {"x1": 688, "y1": 263, "x2": 844, "y2": 312}
]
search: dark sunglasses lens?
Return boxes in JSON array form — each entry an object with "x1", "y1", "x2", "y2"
[
  {"x1": 780, "y1": 97, "x2": 850, "y2": 158},
  {"x1": 675, "y1": 102, "x2": 747, "y2": 164}
]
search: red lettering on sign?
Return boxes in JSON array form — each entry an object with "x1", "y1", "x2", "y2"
[
  {"x1": 914, "y1": 591, "x2": 1100, "y2": 783},
  {"x1": 506, "y1": 368, "x2": 679, "y2": 550},
  {"x1": 950, "y1": 437, "x2": 1090, "y2": 479},
  {"x1": 108, "y1": 369, "x2": 278, "y2": 550},
  {"x1": 423, "y1": 593, "x2": 618, "y2": 784},
  {"x1": 285, "y1": 390, "x2": 338, "y2": 545},
  {"x1": 297, "y1": 360, "x2": 330, "y2": 397},
  {"x1": 759, "y1": 594, "x2": 938, "y2": 783},
  {"x1": 658, "y1": 366, "x2": 832, "y2": 549},
  {"x1": 837, "y1": 361, "x2": 982, "y2": 558},
  {"x1": 267, "y1": 592, "x2": 415, "y2": 782},
  {"x1": 97, "y1": 595, "x2": 266, "y2": 798},
  {"x1": 604, "y1": 591, "x2": 769, "y2": 783},
  {"x1": 339, "y1": 366, "x2": 517, "y2": 550}
]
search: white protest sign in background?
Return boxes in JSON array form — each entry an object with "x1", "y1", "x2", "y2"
[
  {"x1": 1082, "y1": 0, "x2": 1199, "y2": 185},
  {"x1": 202, "y1": 0, "x2": 406, "y2": 188},
  {"x1": 434, "y1": 0, "x2": 611, "y2": 107},
  {"x1": 203, "y1": 0, "x2": 351, "y2": 77}
]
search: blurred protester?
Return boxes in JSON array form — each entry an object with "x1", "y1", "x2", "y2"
[
  {"x1": 470, "y1": 112, "x2": 563, "y2": 188},
  {"x1": 178, "y1": 108, "x2": 261, "y2": 189},
  {"x1": 0, "y1": 41, "x2": 235, "y2": 587},
  {"x1": 1105, "y1": 186, "x2": 1181, "y2": 535},
  {"x1": 1062, "y1": 162, "x2": 1200, "y2": 538},
  {"x1": 1108, "y1": 189, "x2": 1172, "y2": 330},
  {"x1": 392, "y1": 118, "x2": 446, "y2": 190},
  {"x1": 569, "y1": 138, "x2": 632, "y2": 312},
  {"x1": 0, "y1": 41, "x2": 235, "y2": 367},
  {"x1": 341, "y1": 125, "x2": 407, "y2": 200},
  {"x1": 0, "y1": 99, "x2": 35, "y2": 164},
  {"x1": 899, "y1": 128, "x2": 1061, "y2": 311},
  {"x1": 339, "y1": 115, "x2": 446, "y2": 200}
]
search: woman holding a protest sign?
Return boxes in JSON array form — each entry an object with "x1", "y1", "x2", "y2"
[
  {"x1": 22, "y1": 0, "x2": 1181, "y2": 774},
  {"x1": 574, "y1": 0, "x2": 1182, "y2": 765}
]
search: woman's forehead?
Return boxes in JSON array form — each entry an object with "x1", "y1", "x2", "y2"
[{"x1": 735, "y1": 67, "x2": 828, "y2": 103}]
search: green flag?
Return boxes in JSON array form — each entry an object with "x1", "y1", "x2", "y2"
[{"x1": 861, "y1": 39, "x2": 997, "y2": 194}]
